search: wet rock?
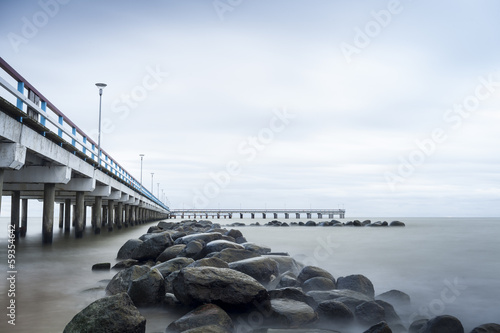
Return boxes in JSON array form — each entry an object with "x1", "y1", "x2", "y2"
[
  {"x1": 106, "y1": 265, "x2": 150, "y2": 295},
  {"x1": 165, "y1": 303, "x2": 233, "y2": 333},
  {"x1": 175, "y1": 232, "x2": 222, "y2": 245},
  {"x1": 225, "y1": 229, "x2": 243, "y2": 239},
  {"x1": 178, "y1": 240, "x2": 204, "y2": 259},
  {"x1": 355, "y1": 301, "x2": 386, "y2": 327},
  {"x1": 151, "y1": 257, "x2": 194, "y2": 278},
  {"x1": 306, "y1": 289, "x2": 373, "y2": 305},
  {"x1": 92, "y1": 263, "x2": 111, "y2": 271},
  {"x1": 265, "y1": 255, "x2": 303, "y2": 276},
  {"x1": 156, "y1": 244, "x2": 186, "y2": 262},
  {"x1": 420, "y1": 315, "x2": 464, "y2": 333},
  {"x1": 202, "y1": 240, "x2": 245, "y2": 257},
  {"x1": 375, "y1": 300, "x2": 401, "y2": 325},
  {"x1": 63, "y1": 292, "x2": 146, "y2": 333},
  {"x1": 364, "y1": 321, "x2": 392, "y2": 333},
  {"x1": 305, "y1": 221, "x2": 317, "y2": 226},
  {"x1": 316, "y1": 300, "x2": 354, "y2": 325},
  {"x1": 209, "y1": 248, "x2": 260, "y2": 263},
  {"x1": 302, "y1": 277, "x2": 336, "y2": 293},
  {"x1": 390, "y1": 221, "x2": 405, "y2": 227},
  {"x1": 376, "y1": 290, "x2": 411, "y2": 308},
  {"x1": 242, "y1": 242, "x2": 272, "y2": 254},
  {"x1": 276, "y1": 273, "x2": 300, "y2": 288},
  {"x1": 267, "y1": 298, "x2": 318, "y2": 328},
  {"x1": 172, "y1": 267, "x2": 270, "y2": 310},
  {"x1": 409, "y1": 319, "x2": 429, "y2": 333},
  {"x1": 337, "y1": 274, "x2": 375, "y2": 298},
  {"x1": 117, "y1": 239, "x2": 143, "y2": 259},
  {"x1": 112, "y1": 259, "x2": 139, "y2": 270},
  {"x1": 127, "y1": 268, "x2": 165, "y2": 306},
  {"x1": 181, "y1": 325, "x2": 232, "y2": 333},
  {"x1": 131, "y1": 233, "x2": 174, "y2": 261},
  {"x1": 269, "y1": 287, "x2": 316, "y2": 308},
  {"x1": 470, "y1": 323, "x2": 500, "y2": 333},
  {"x1": 297, "y1": 266, "x2": 335, "y2": 284},
  {"x1": 333, "y1": 296, "x2": 367, "y2": 312},
  {"x1": 187, "y1": 257, "x2": 230, "y2": 269},
  {"x1": 229, "y1": 256, "x2": 279, "y2": 285}
]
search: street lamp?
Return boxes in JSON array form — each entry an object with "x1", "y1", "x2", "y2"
[
  {"x1": 95, "y1": 83, "x2": 107, "y2": 168},
  {"x1": 151, "y1": 173, "x2": 154, "y2": 194},
  {"x1": 139, "y1": 154, "x2": 145, "y2": 186}
]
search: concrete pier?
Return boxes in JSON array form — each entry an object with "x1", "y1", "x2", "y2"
[
  {"x1": 21, "y1": 198, "x2": 28, "y2": 237},
  {"x1": 64, "y1": 199, "x2": 71, "y2": 233},
  {"x1": 59, "y1": 203, "x2": 64, "y2": 228},
  {"x1": 75, "y1": 191, "x2": 84, "y2": 238},
  {"x1": 170, "y1": 208, "x2": 346, "y2": 220},
  {"x1": 94, "y1": 196, "x2": 102, "y2": 234},
  {"x1": 107, "y1": 200, "x2": 114, "y2": 231},
  {"x1": 42, "y1": 183, "x2": 55, "y2": 244},
  {"x1": 11, "y1": 191, "x2": 20, "y2": 238}
]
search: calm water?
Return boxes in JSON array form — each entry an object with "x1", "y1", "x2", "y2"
[{"x1": 1, "y1": 216, "x2": 499, "y2": 332}]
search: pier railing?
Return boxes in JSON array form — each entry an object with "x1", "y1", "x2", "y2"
[{"x1": 0, "y1": 57, "x2": 168, "y2": 211}]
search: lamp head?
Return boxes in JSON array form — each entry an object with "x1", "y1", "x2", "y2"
[{"x1": 95, "y1": 83, "x2": 107, "y2": 95}]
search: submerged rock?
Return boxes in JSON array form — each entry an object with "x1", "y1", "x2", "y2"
[
  {"x1": 470, "y1": 323, "x2": 500, "y2": 333},
  {"x1": 267, "y1": 298, "x2": 318, "y2": 328},
  {"x1": 117, "y1": 239, "x2": 143, "y2": 259},
  {"x1": 376, "y1": 289, "x2": 411, "y2": 308},
  {"x1": 63, "y1": 292, "x2": 146, "y2": 333},
  {"x1": 127, "y1": 268, "x2": 165, "y2": 306},
  {"x1": 297, "y1": 266, "x2": 335, "y2": 284},
  {"x1": 355, "y1": 301, "x2": 386, "y2": 327},
  {"x1": 364, "y1": 321, "x2": 392, "y2": 333},
  {"x1": 390, "y1": 221, "x2": 405, "y2": 227},
  {"x1": 420, "y1": 315, "x2": 464, "y2": 333},
  {"x1": 165, "y1": 303, "x2": 233, "y2": 333},
  {"x1": 106, "y1": 265, "x2": 150, "y2": 295},
  {"x1": 337, "y1": 274, "x2": 375, "y2": 298}
]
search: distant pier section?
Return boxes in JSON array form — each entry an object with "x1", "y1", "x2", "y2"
[{"x1": 170, "y1": 209, "x2": 346, "y2": 220}]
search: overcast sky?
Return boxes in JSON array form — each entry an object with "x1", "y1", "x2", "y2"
[{"x1": 1, "y1": 0, "x2": 499, "y2": 217}]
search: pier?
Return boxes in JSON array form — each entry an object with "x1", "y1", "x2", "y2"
[
  {"x1": 170, "y1": 208, "x2": 345, "y2": 220},
  {"x1": 0, "y1": 58, "x2": 169, "y2": 243}
]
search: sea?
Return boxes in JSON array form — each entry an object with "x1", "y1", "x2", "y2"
[{"x1": 0, "y1": 216, "x2": 499, "y2": 332}]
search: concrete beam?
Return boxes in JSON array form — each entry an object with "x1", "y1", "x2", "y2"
[
  {"x1": 58, "y1": 178, "x2": 96, "y2": 192},
  {"x1": 119, "y1": 193, "x2": 129, "y2": 202},
  {"x1": 88, "y1": 185, "x2": 111, "y2": 197},
  {"x1": 0, "y1": 143, "x2": 26, "y2": 170},
  {"x1": 108, "y1": 190, "x2": 121, "y2": 200},
  {"x1": 4, "y1": 166, "x2": 71, "y2": 184}
]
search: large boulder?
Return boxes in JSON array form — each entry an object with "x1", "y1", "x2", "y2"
[
  {"x1": 297, "y1": 266, "x2": 335, "y2": 285},
  {"x1": 316, "y1": 300, "x2": 354, "y2": 325},
  {"x1": 229, "y1": 257, "x2": 279, "y2": 285},
  {"x1": 355, "y1": 301, "x2": 386, "y2": 327},
  {"x1": 266, "y1": 298, "x2": 318, "y2": 328},
  {"x1": 390, "y1": 221, "x2": 405, "y2": 227},
  {"x1": 268, "y1": 287, "x2": 316, "y2": 308},
  {"x1": 242, "y1": 242, "x2": 272, "y2": 254},
  {"x1": 265, "y1": 255, "x2": 303, "y2": 276},
  {"x1": 337, "y1": 274, "x2": 375, "y2": 298},
  {"x1": 172, "y1": 267, "x2": 269, "y2": 310},
  {"x1": 156, "y1": 244, "x2": 186, "y2": 262},
  {"x1": 375, "y1": 300, "x2": 401, "y2": 325},
  {"x1": 302, "y1": 277, "x2": 336, "y2": 292},
  {"x1": 364, "y1": 321, "x2": 392, "y2": 333},
  {"x1": 131, "y1": 233, "x2": 174, "y2": 261},
  {"x1": 165, "y1": 303, "x2": 233, "y2": 333},
  {"x1": 201, "y1": 240, "x2": 245, "y2": 257},
  {"x1": 209, "y1": 248, "x2": 260, "y2": 263},
  {"x1": 181, "y1": 325, "x2": 232, "y2": 333},
  {"x1": 470, "y1": 324, "x2": 500, "y2": 333},
  {"x1": 420, "y1": 315, "x2": 464, "y2": 333},
  {"x1": 376, "y1": 290, "x2": 411, "y2": 308},
  {"x1": 106, "y1": 265, "x2": 150, "y2": 295},
  {"x1": 151, "y1": 257, "x2": 194, "y2": 278},
  {"x1": 178, "y1": 240, "x2": 205, "y2": 259},
  {"x1": 117, "y1": 239, "x2": 143, "y2": 259},
  {"x1": 187, "y1": 257, "x2": 230, "y2": 269},
  {"x1": 174, "y1": 232, "x2": 222, "y2": 245},
  {"x1": 63, "y1": 293, "x2": 146, "y2": 333},
  {"x1": 306, "y1": 289, "x2": 373, "y2": 305},
  {"x1": 127, "y1": 268, "x2": 165, "y2": 306}
]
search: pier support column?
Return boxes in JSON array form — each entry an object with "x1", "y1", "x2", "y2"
[
  {"x1": 93, "y1": 197, "x2": 102, "y2": 234},
  {"x1": 20, "y1": 198, "x2": 28, "y2": 237},
  {"x1": 116, "y1": 202, "x2": 123, "y2": 229},
  {"x1": 284, "y1": 213, "x2": 289, "y2": 219},
  {"x1": 107, "y1": 200, "x2": 114, "y2": 231},
  {"x1": 262, "y1": 213, "x2": 266, "y2": 219},
  {"x1": 251, "y1": 213, "x2": 255, "y2": 219},
  {"x1": 102, "y1": 205, "x2": 107, "y2": 227},
  {"x1": 240, "y1": 213, "x2": 243, "y2": 219},
  {"x1": 317, "y1": 213, "x2": 322, "y2": 219},
  {"x1": 124, "y1": 204, "x2": 130, "y2": 227},
  {"x1": 64, "y1": 198, "x2": 71, "y2": 233},
  {"x1": 75, "y1": 191, "x2": 85, "y2": 238},
  {"x1": 296, "y1": 213, "x2": 300, "y2": 219},
  {"x1": 307, "y1": 213, "x2": 311, "y2": 219},
  {"x1": 274, "y1": 213, "x2": 278, "y2": 219},
  {"x1": 0, "y1": 169, "x2": 3, "y2": 213},
  {"x1": 10, "y1": 191, "x2": 20, "y2": 238},
  {"x1": 329, "y1": 214, "x2": 333, "y2": 219},
  {"x1": 131, "y1": 206, "x2": 136, "y2": 226},
  {"x1": 42, "y1": 183, "x2": 55, "y2": 244},
  {"x1": 59, "y1": 203, "x2": 64, "y2": 228}
]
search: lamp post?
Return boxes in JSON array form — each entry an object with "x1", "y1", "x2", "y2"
[
  {"x1": 157, "y1": 183, "x2": 160, "y2": 197},
  {"x1": 151, "y1": 173, "x2": 154, "y2": 194},
  {"x1": 139, "y1": 154, "x2": 144, "y2": 187},
  {"x1": 95, "y1": 83, "x2": 107, "y2": 168}
]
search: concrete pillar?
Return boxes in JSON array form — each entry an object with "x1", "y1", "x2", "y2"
[
  {"x1": 262, "y1": 213, "x2": 266, "y2": 219},
  {"x1": 329, "y1": 214, "x2": 333, "y2": 219},
  {"x1": 240, "y1": 213, "x2": 243, "y2": 219},
  {"x1": 59, "y1": 203, "x2": 64, "y2": 228},
  {"x1": 64, "y1": 198, "x2": 71, "y2": 233},
  {"x1": 307, "y1": 213, "x2": 311, "y2": 219},
  {"x1": 296, "y1": 213, "x2": 300, "y2": 219},
  {"x1": 274, "y1": 213, "x2": 278, "y2": 219},
  {"x1": 102, "y1": 205, "x2": 107, "y2": 226},
  {"x1": 285, "y1": 213, "x2": 289, "y2": 219},
  {"x1": 94, "y1": 196, "x2": 102, "y2": 234},
  {"x1": 91, "y1": 203, "x2": 95, "y2": 228},
  {"x1": 75, "y1": 191, "x2": 85, "y2": 238},
  {"x1": 107, "y1": 200, "x2": 114, "y2": 231},
  {"x1": 131, "y1": 206, "x2": 136, "y2": 226},
  {"x1": 251, "y1": 213, "x2": 255, "y2": 219},
  {"x1": 83, "y1": 205, "x2": 87, "y2": 227},
  {"x1": 10, "y1": 191, "x2": 20, "y2": 238},
  {"x1": 42, "y1": 183, "x2": 55, "y2": 244},
  {"x1": 318, "y1": 213, "x2": 322, "y2": 219},
  {"x1": 116, "y1": 202, "x2": 123, "y2": 229},
  {"x1": 0, "y1": 169, "x2": 3, "y2": 213},
  {"x1": 20, "y1": 198, "x2": 28, "y2": 237}
]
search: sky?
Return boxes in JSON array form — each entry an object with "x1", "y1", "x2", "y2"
[{"x1": 0, "y1": 0, "x2": 499, "y2": 217}]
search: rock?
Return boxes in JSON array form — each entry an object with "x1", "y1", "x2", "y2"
[
  {"x1": 165, "y1": 303, "x2": 233, "y2": 333},
  {"x1": 302, "y1": 277, "x2": 336, "y2": 293},
  {"x1": 175, "y1": 232, "x2": 222, "y2": 245},
  {"x1": 112, "y1": 259, "x2": 139, "y2": 269},
  {"x1": 409, "y1": 319, "x2": 429, "y2": 333},
  {"x1": 242, "y1": 242, "x2": 272, "y2": 254},
  {"x1": 131, "y1": 233, "x2": 174, "y2": 261},
  {"x1": 269, "y1": 287, "x2": 316, "y2": 308},
  {"x1": 333, "y1": 296, "x2": 367, "y2": 312},
  {"x1": 181, "y1": 325, "x2": 232, "y2": 333},
  {"x1": 337, "y1": 274, "x2": 375, "y2": 298},
  {"x1": 157, "y1": 221, "x2": 175, "y2": 230},
  {"x1": 117, "y1": 239, "x2": 143, "y2": 259},
  {"x1": 306, "y1": 289, "x2": 373, "y2": 305},
  {"x1": 276, "y1": 274, "x2": 300, "y2": 288},
  {"x1": 364, "y1": 321, "x2": 392, "y2": 333},
  {"x1": 267, "y1": 298, "x2": 318, "y2": 328},
  {"x1": 179, "y1": 240, "x2": 204, "y2": 259},
  {"x1": 229, "y1": 256, "x2": 279, "y2": 285},
  {"x1": 420, "y1": 315, "x2": 464, "y2": 333},
  {"x1": 225, "y1": 229, "x2": 243, "y2": 239},
  {"x1": 470, "y1": 324, "x2": 500, "y2": 333},
  {"x1": 156, "y1": 244, "x2": 186, "y2": 262},
  {"x1": 188, "y1": 257, "x2": 230, "y2": 269},
  {"x1": 265, "y1": 255, "x2": 303, "y2": 276},
  {"x1": 375, "y1": 300, "x2": 401, "y2": 325},
  {"x1": 106, "y1": 265, "x2": 150, "y2": 295},
  {"x1": 221, "y1": 235, "x2": 236, "y2": 243},
  {"x1": 297, "y1": 266, "x2": 335, "y2": 284},
  {"x1": 127, "y1": 268, "x2": 165, "y2": 306},
  {"x1": 209, "y1": 248, "x2": 260, "y2": 263},
  {"x1": 376, "y1": 290, "x2": 411, "y2": 308},
  {"x1": 316, "y1": 300, "x2": 354, "y2": 325},
  {"x1": 202, "y1": 240, "x2": 245, "y2": 257},
  {"x1": 63, "y1": 292, "x2": 146, "y2": 333},
  {"x1": 92, "y1": 263, "x2": 111, "y2": 271},
  {"x1": 353, "y1": 220, "x2": 362, "y2": 226},
  {"x1": 172, "y1": 267, "x2": 270, "y2": 310},
  {"x1": 355, "y1": 301, "x2": 386, "y2": 327},
  {"x1": 151, "y1": 257, "x2": 194, "y2": 278},
  {"x1": 390, "y1": 221, "x2": 405, "y2": 227},
  {"x1": 164, "y1": 270, "x2": 180, "y2": 294},
  {"x1": 305, "y1": 221, "x2": 317, "y2": 226}
]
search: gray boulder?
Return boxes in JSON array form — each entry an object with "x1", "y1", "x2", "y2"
[
  {"x1": 306, "y1": 289, "x2": 373, "y2": 305},
  {"x1": 112, "y1": 259, "x2": 139, "y2": 270},
  {"x1": 225, "y1": 229, "x2": 243, "y2": 239},
  {"x1": 355, "y1": 301, "x2": 386, "y2": 327},
  {"x1": 297, "y1": 266, "x2": 335, "y2": 284},
  {"x1": 375, "y1": 300, "x2": 401, "y2": 325},
  {"x1": 316, "y1": 300, "x2": 354, "y2": 325},
  {"x1": 390, "y1": 221, "x2": 405, "y2": 227},
  {"x1": 178, "y1": 240, "x2": 204, "y2": 259},
  {"x1": 265, "y1": 255, "x2": 303, "y2": 276},
  {"x1": 181, "y1": 325, "x2": 232, "y2": 333},
  {"x1": 165, "y1": 303, "x2": 233, "y2": 333},
  {"x1": 337, "y1": 274, "x2": 375, "y2": 298},
  {"x1": 131, "y1": 233, "x2": 174, "y2": 261},
  {"x1": 156, "y1": 244, "x2": 186, "y2": 262},
  {"x1": 266, "y1": 298, "x2": 318, "y2": 328},
  {"x1": 63, "y1": 293, "x2": 146, "y2": 333},
  {"x1": 302, "y1": 277, "x2": 336, "y2": 293},
  {"x1": 209, "y1": 248, "x2": 260, "y2": 263},
  {"x1": 420, "y1": 315, "x2": 464, "y2": 333},
  {"x1": 151, "y1": 257, "x2": 194, "y2": 278},
  {"x1": 187, "y1": 257, "x2": 230, "y2": 269},
  {"x1": 117, "y1": 239, "x2": 143, "y2": 259},
  {"x1": 376, "y1": 290, "x2": 411, "y2": 308},
  {"x1": 106, "y1": 265, "x2": 150, "y2": 295},
  {"x1": 409, "y1": 319, "x2": 429, "y2": 333},
  {"x1": 202, "y1": 240, "x2": 245, "y2": 257},
  {"x1": 269, "y1": 287, "x2": 316, "y2": 308},
  {"x1": 242, "y1": 242, "x2": 272, "y2": 254},
  {"x1": 276, "y1": 273, "x2": 300, "y2": 288},
  {"x1": 172, "y1": 267, "x2": 270, "y2": 310},
  {"x1": 127, "y1": 268, "x2": 165, "y2": 306},
  {"x1": 364, "y1": 321, "x2": 392, "y2": 333},
  {"x1": 470, "y1": 324, "x2": 500, "y2": 333},
  {"x1": 229, "y1": 256, "x2": 279, "y2": 285},
  {"x1": 174, "y1": 232, "x2": 222, "y2": 245}
]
